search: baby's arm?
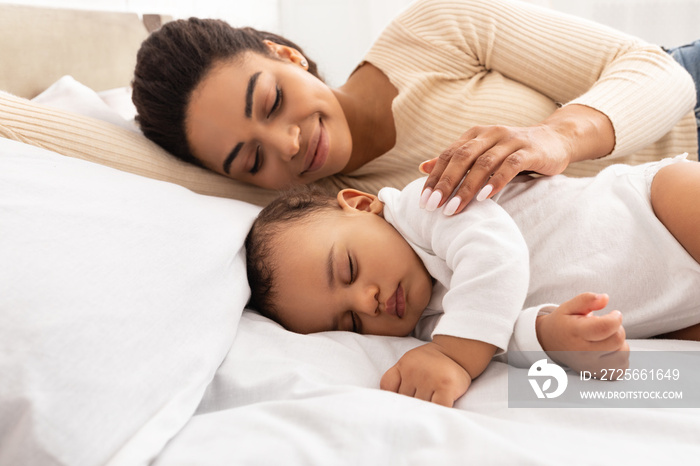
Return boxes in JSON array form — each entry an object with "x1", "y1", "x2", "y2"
[
  {"x1": 378, "y1": 179, "x2": 527, "y2": 406},
  {"x1": 536, "y1": 292, "x2": 629, "y2": 374},
  {"x1": 380, "y1": 336, "x2": 496, "y2": 407}
]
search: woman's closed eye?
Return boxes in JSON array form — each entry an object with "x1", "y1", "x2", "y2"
[
  {"x1": 249, "y1": 146, "x2": 263, "y2": 174},
  {"x1": 247, "y1": 86, "x2": 281, "y2": 174},
  {"x1": 267, "y1": 86, "x2": 282, "y2": 118}
]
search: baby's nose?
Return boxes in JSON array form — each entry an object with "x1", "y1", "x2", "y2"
[{"x1": 355, "y1": 286, "x2": 380, "y2": 316}]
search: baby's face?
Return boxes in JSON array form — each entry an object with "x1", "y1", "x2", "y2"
[{"x1": 270, "y1": 207, "x2": 433, "y2": 336}]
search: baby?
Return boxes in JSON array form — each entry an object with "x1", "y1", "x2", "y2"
[{"x1": 245, "y1": 156, "x2": 700, "y2": 407}]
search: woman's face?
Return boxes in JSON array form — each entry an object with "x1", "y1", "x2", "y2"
[{"x1": 185, "y1": 46, "x2": 353, "y2": 189}]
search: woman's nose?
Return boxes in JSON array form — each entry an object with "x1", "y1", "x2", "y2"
[{"x1": 274, "y1": 124, "x2": 300, "y2": 162}]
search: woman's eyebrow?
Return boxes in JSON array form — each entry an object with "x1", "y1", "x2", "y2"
[
  {"x1": 222, "y1": 71, "x2": 262, "y2": 174},
  {"x1": 245, "y1": 71, "x2": 261, "y2": 118}
]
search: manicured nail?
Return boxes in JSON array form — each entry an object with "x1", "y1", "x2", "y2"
[
  {"x1": 476, "y1": 184, "x2": 493, "y2": 202},
  {"x1": 442, "y1": 196, "x2": 461, "y2": 216},
  {"x1": 419, "y1": 188, "x2": 432, "y2": 209},
  {"x1": 425, "y1": 190, "x2": 442, "y2": 212},
  {"x1": 419, "y1": 161, "x2": 430, "y2": 174}
]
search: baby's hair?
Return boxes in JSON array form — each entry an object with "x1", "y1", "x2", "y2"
[{"x1": 245, "y1": 185, "x2": 338, "y2": 324}]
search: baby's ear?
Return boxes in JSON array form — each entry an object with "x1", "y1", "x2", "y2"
[{"x1": 337, "y1": 189, "x2": 383, "y2": 215}]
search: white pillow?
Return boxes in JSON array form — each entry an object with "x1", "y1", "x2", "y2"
[
  {"x1": 32, "y1": 75, "x2": 139, "y2": 132},
  {"x1": 0, "y1": 138, "x2": 260, "y2": 465},
  {"x1": 98, "y1": 85, "x2": 138, "y2": 122}
]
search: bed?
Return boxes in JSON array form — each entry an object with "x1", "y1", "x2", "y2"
[{"x1": 1, "y1": 4, "x2": 700, "y2": 465}]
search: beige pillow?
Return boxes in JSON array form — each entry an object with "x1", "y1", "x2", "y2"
[
  {"x1": 0, "y1": 91, "x2": 277, "y2": 206},
  {"x1": 0, "y1": 4, "x2": 165, "y2": 98},
  {"x1": 3, "y1": 89, "x2": 694, "y2": 207}
]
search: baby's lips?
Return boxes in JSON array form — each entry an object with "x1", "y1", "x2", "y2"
[{"x1": 383, "y1": 288, "x2": 398, "y2": 317}]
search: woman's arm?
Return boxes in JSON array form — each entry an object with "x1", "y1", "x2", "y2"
[
  {"x1": 406, "y1": 0, "x2": 695, "y2": 210},
  {"x1": 421, "y1": 104, "x2": 615, "y2": 213}
]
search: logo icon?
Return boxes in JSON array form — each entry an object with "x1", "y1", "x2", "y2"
[{"x1": 528, "y1": 359, "x2": 568, "y2": 399}]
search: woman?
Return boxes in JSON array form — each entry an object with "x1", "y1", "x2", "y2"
[{"x1": 132, "y1": 0, "x2": 698, "y2": 215}]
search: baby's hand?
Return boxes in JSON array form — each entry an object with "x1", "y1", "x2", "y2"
[
  {"x1": 380, "y1": 343, "x2": 471, "y2": 407},
  {"x1": 536, "y1": 292, "x2": 629, "y2": 375}
]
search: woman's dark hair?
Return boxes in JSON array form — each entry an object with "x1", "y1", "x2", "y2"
[
  {"x1": 132, "y1": 18, "x2": 321, "y2": 166},
  {"x1": 245, "y1": 185, "x2": 337, "y2": 324}
]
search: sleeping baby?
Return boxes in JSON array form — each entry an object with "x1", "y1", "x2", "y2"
[{"x1": 245, "y1": 156, "x2": 700, "y2": 407}]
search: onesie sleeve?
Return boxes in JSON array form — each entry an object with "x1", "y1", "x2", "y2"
[
  {"x1": 380, "y1": 0, "x2": 695, "y2": 158},
  {"x1": 380, "y1": 178, "x2": 530, "y2": 353},
  {"x1": 505, "y1": 304, "x2": 553, "y2": 368}
]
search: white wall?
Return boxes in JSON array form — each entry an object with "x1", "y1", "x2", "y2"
[
  {"x1": 1, "y1": 0, "x2": 280, "y2": 31},
  {"x1": 3, "y1": 0, "x2": 699, "y2": 86},
  {"x1": 544, "y1": 0, "x2": 700, "y2": 49},
  {"x1": 278, "y1": 0, "x2": 415, "y2": 85}
]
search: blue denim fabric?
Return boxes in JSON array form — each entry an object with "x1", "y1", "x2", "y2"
[{"x1": 667, "y1": 40, "x2": 700, "y2": 148}]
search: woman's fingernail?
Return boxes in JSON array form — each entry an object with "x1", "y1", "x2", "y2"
[
  {"x1": 419, "y1": 161, "x2": 430, "y2": 174},
  {"x1": 442, "y1": 196, "x2": 461, "y2": 216},
  {"x1": 419, "y1": 188, "x2": 432, "y2": 209},
  {"x1": 425, "y1": 190, "x2": 442, "y2": 212},
  {"x1": 476, "y1": 184, "x2": 493, "y2": 202}
]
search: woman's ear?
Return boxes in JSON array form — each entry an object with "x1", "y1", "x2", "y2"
[
  {"x1": 337, "y1": 189, "x2": 383, "y2": 215},
  {"x1": 263, "y1": 40, "x2": 307, "y2": 68}
]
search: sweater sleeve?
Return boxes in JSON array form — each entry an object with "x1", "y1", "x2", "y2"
[
  {"x1": 380, "y1": 178, "x2": 530, "y2": 352},
  {"x1": 380, "y1": 0, "x2": 696, "y2": 158}
]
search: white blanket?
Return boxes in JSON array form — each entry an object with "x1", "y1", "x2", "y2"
[{"x1": 156, "y1": 311, "x2": 700, "y2": 465}]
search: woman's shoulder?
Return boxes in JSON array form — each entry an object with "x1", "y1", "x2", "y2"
[
  {"x1": 363, "y1": 0, "x2": 482, "y2": 80},
  {"x1": 389, "y1": 0, "x2": 531, "y2": 28},
  {"x1": 366, "y1": 0, "x2": 537, "y2": 63},
  {"x1": 386, "y1": 0, "x2": 472, "y2": 33}
]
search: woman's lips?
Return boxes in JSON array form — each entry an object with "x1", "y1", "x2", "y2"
[
  {"x1": 302, "y1": 119, "x2": 328, "y2": 174},
  {"x1": 384, "y1": 284, "x2": 405, "y2": 318}
]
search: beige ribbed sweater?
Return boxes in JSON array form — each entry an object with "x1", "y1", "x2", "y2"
[
  {"x1": 1, "y1": 0, "x2": 696, "y2": 204},
  {"x1": 319, "y1": 0, "x2": 698, "y2": 196}
]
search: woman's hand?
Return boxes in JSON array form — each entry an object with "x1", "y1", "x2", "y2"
[
  {"x1": 419, "y1": 105, "x2": 615, "y2": 215},
  {"x1": 420, "y1": 123, "x2": 570, "y2": 213}
]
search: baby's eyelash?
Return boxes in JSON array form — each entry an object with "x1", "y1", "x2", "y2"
[
  {"x1": 348, "y1": 254, "x2": 355, "y2": 284},
  {"x1": 350, "y1": 312, "x2": 358, "y2": 333}
]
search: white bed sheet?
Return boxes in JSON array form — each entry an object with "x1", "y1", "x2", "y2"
[{"x1": 155, "y1": 311, "x2": 700, "y2": 465}]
